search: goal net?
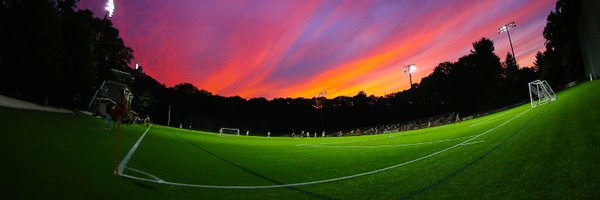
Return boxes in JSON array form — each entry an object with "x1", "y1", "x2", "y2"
[
  {"x1": 528, "y1": 80, "x2": 557, "y2": 108},
  {"x1": 219, "y1": 128, "x2": 240, "y2": 135}
]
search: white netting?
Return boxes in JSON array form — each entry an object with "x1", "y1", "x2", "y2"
[
  {"x1": 219, "y1": 128, "x2": 240, "y2": 135},
  {"x1": 528, "y1": 80, "x2": 557, "y2": 108}
]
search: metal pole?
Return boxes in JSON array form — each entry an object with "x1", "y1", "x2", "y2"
[
  {"x1": 409, "y1": 73, "x2": 413, "y2": 87},
  {"x1": 536, "y1": 85, "x2": 542, "y2": 105},
  {"x1": 528, "y1": 83, "x2": 534, "y2": 108},
  {"x1": 88, "y1": 81, "x2": 106, "y2": 110},
  {"x1": 506, "y1": 29, "x2": 516, "y2": 63},
  {"x1": 167, "y1": 105, "x2": 171, "y2": 127},
  {"x1": 114, "y1": 116, "x2": 121, "y2": 175}
]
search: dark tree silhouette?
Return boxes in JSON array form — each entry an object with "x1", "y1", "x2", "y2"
[
  {"x1": 0, "y1": 0, "x2": 62, "y2": 104},
  {"x1": 503, "y1": 52, "x2": 520, "y2": 103},
  {"x1": 0, "y1": 0, "x2": 133, "y2": 108},
  {"x1": 91, "y1": 17, "x2": 134, "y2": 85},
  {"x1": 538, "y1": 0, "x2": 585, "y2": 87}
]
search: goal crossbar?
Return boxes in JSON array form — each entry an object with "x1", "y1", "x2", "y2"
[{"x1": 219, "y1": 127, "x2": 240, "y2": 135}]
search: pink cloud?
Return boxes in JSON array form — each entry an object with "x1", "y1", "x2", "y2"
[{"x1": 78, "y1": 0, "x2": 556, "y2": 98}]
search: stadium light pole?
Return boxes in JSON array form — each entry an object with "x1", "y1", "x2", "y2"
[
  {"x1": 167, "y1": 105, "x2": 171, "y2": 127},
  {"x1": 498, "y1": 21, "x2": 517, "y2": 62},
  {"x1": 403, "y1": 64, "x2": 417, "y2": 88},
  {"x1": 317, "y1": 91, "x2": 327, "y2": 132},
  {"x1": 105, "y1": 0, "x2": 122, "y2": 176}
]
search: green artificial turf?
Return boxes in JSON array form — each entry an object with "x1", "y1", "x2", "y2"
[{"x1": 1, "y1": 81, "x2": 599, "y2": 199}]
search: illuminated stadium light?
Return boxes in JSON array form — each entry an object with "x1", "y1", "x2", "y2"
[
  {"x1": 319, "y1": 91, "x2": 327, "y2": 98},
  {"x1": 106, "y1": 0, "x2": 115, "y2": 18},
  {"x1": 498, "y1": 21, "x2": 516, "y2": 34},
  {"x1": 403, "y1": 64, "x2": 416, "y2": 74},
  {"x1": 403, "y1": 64, "x2": 417, "y2": 88},
  {"x1": 498, "y1": 21, "x2": 517, "y2": 62}
]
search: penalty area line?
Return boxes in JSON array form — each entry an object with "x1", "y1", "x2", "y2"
[
  {"x1": 401, "y1": 106, "x2": 543, "y2": 199},
  {"x1": 119, "y1": 109, "x2": 531, "y2": 189},
  {"x1": 296, "y1": 130, "x2": 427, "y2": 147},
  {"x1": 460, "y1": 141, "x2": 484, "y2": 146},
  {"x1": 468, "y1": 112, "x2": 508, "y2": 127},
  {"x1": 300, "y1": 135, "x2": 476, "y2": 148}
]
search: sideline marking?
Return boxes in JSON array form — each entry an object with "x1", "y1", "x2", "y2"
[
  {"x1": 296, "y1": 136, "x2": 391, "y2": 146},
  {"x1": 118, "y1": 125, "x2": 151, "y2": 175},
  {"x1": 300, "y1": 136, "x2": 475, "y2": 148},
  {"x1": 121, "y1": 109, "x2": 530, "y2": 189}
]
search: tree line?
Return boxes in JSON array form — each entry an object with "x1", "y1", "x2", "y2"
[
  {"x1": 0, "y1": 0, "x2": 587, "y2": 135},
  {"x1": 0, "y1": 0, "x2": 133, "y2": 108},
  {"x1": 133, "y1": 38, "x2": 536, "y2": 134}
]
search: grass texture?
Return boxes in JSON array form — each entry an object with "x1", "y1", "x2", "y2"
[{"x1": 1, "y1": 81, "x2": 599, "y2": 199}]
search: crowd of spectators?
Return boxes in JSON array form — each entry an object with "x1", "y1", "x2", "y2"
[{"x1": 290, "y1": 103, "x2": 524, "y2": 138}]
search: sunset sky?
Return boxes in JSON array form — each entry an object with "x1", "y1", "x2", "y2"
[{"x1": 78, "y1": 0, "x2": 556, "y2": 99}]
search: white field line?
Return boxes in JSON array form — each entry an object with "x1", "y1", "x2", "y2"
[
  {"x1": 296, "y1": 129, "x2": 427, "y2": 147},
  {"x1": 299, "y1": 135, "x2": 475, "y2": 148},
  {"x1": 126, "y1": 167, "x2": 164, "y2": 182},
  {"x1": 468, "y1": 112, "x2": 508, "y2": 127},
  {"x1": 296, "y1": 136, "x2": 392, "y2": 146},
  {"x1": 387, "y1": 131, "x2": 422, "y2": 138},
  {"x1": 120, "y1": 109, "x2": 530, "y2": 189},
  {"x1": 461, "y1": 141, "x2": 485, "y2": 146},
  {"x1": 295, "y1": 130, "x2": 427, "y2": 147},
  {"x1": 118, "y1": 125, "x2": 151, "y2": 175}
]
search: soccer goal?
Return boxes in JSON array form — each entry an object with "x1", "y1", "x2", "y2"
[
  {"x1": 219, "y1": 128, "x2": 240, "y2": 135},
  {"x1": 528, "y1": 80, "x2": 557, "y2": 108}
]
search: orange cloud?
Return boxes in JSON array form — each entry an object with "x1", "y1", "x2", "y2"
[{"x1": 79, "y1": 0, "x2": 555, "y2": 98}]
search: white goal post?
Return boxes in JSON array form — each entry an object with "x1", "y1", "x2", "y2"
[
  {"x1": 219, "y1": 127, "x2": 240, "y2": 135},
  {"x1": 528, "y1": 80, "x2": 557, "y2": 108}
]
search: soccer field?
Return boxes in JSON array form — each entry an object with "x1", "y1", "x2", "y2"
[{"x1": 1, "y1": 81, "x2": 599, "y2": 199}]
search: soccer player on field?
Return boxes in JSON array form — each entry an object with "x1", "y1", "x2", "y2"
[
  {"x1": 144, "y1": 116, "x2": 151, "y2": 127},
  {"x1": 105, "y1": 113, "x2": 111, "y2": 131}
]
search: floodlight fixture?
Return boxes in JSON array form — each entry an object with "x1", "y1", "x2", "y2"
[
  {"x1": 403, "y1": 64, "x2": 417, "y2": 87},
  {"x1": 498, "y1": 21, "x2": 516, "y2": 34},
  {"x1": 318, "y1": 91, "x2": 327, "y2": 98},
  {"x1": 403, "y1": 64, "x2": 416, "y2": 74},
  {"x1": 498, "y1": 21, "x2": 517, "y2": 63},
  {"x1": 105, "y1": 0, "x2": 115, "y2": 18}
]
